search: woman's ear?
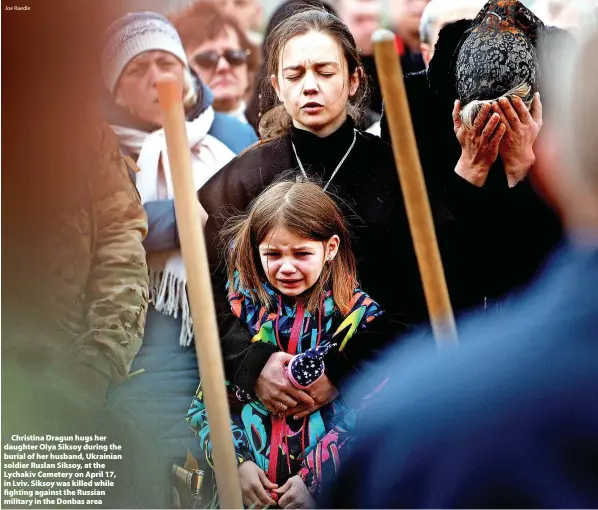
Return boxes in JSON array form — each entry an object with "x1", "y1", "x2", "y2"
[
  {"x1": 348, "y1": 67, "x2": 362, "y2": 98},
  {"x1": 271, "y1": 74, "x2": 282, "y2": 101},
  {"x1": 325, "y1": 235, "x2": 340, "y2": 262}
]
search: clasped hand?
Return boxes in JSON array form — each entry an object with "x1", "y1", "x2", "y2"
[
  {"x1": 453, "y1": 93, "x2": 542, "y2": 187},
  {"x1": 238, "y1": 462, "x2": 315, "y2": 509},
  {"x1": 255, "y1": 352, "x2": 338, "y2": 419}
]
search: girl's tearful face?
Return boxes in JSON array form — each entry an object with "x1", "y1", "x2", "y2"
[{"x1": 259, "y1": 227, "x2": 339, "y2": 298}]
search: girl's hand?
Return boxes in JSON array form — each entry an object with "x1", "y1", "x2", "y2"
[
  {"x1": 274, "y1": 475, "x2": 315, "y2": 509},
  {"x1": 238, "y1": 461, "x2": 278, "y2": 508}
]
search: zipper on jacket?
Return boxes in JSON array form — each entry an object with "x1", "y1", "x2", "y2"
[
  {"x1": 267, "y1": 301, "x2": 305, "y2": 483},
  {"x1": 287, "y1": 302, "x2": 305, "y2": 355}
]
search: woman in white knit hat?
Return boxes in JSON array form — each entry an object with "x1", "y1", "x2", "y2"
[{"x1": 101, "y1": 11, "x2": 255, "y2": 483}]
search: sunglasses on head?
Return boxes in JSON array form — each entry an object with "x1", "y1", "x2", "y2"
[{"x1": 192, "y1": 49, "x2": 250, "y2": 69}]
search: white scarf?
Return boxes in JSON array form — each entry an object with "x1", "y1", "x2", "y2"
[{"x1": 111, "y1": 106, "x2": 234, "y2": 346}]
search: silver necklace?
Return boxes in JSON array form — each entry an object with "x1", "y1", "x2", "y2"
[{"x1": 291, "y1": 129, "x2": 358, "y2": 192}]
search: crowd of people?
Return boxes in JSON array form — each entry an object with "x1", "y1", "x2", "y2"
[{"x1": 3, "y1": 0, "x2": 598, "y2": 508}]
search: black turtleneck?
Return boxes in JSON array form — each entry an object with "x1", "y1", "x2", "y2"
[
  {"x1": 199, "y1": 117, "x2": 422, "y2": 392},
  {"x1": 289, "y1": 117, "x2": 358, "y2": 185}
]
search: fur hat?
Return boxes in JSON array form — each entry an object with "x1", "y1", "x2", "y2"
[
  {"x1": 455, "y1": 0, "x2": 543, "y2": 107},
  {"x1": 428, "y1": 0, "x2": 549, "y2": 106}
]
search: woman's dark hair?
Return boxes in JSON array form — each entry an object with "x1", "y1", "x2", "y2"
[
  {"x1": 263, "y1": 0, "x2": 337, "y2": 48},
  {"x1": 258, "y1": 7, "x2": 369, "y2": 139},
  {"x1": 246, "y1": 0, "x2": 338, "y2": 131}
]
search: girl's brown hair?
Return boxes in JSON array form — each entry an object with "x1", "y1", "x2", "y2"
[
  {"x1": 258, "y1": 7, "x2": 369, "y2": 139},
  {"x1": 221, "y1": 179, "x2": 358, "y2": 315}
]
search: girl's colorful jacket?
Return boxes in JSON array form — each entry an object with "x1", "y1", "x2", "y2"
[{"x1": 186, "y1": 277, "x2": 384, "y2": 496}]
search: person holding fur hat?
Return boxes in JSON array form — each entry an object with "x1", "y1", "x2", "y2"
[{"x1": 382, "y1": 0, "x2": 568, "y2": 320}]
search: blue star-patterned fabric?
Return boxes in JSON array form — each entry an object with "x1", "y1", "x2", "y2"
[{"x1": 287, "y1": 343, "x2": 337, "y2": 389}]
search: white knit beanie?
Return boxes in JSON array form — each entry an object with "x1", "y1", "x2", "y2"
[{"x1": 102, "y1": 11, "x2": 189, "y2": 93}]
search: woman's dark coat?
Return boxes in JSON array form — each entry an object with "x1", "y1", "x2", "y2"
[{"x1": 382, "y1": 19, "x2": 563, "y2": 317}]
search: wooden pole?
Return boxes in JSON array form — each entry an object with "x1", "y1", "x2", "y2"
[
  {"x1": 373, "y1": 29, "x2": 458, "y2": 345},
  {"x1": 156, "y1": 76, "x2": 243, "y2": 509}
]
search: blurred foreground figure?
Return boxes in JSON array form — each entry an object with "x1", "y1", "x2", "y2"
[
  {"x1": 2, "y1": 3, "x2": 149, "y2": 405},
  {"x1": 4, "y1": 125, "x2": 149, "y2": 404},
  {"x1": 2, "y1": 2, "x2": 164, "y2": 507},
  {"x1": 323, "y1": 19, "x2": 598, "y2": 509}
]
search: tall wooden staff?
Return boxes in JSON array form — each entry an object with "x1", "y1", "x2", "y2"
[
  {"x1": 156, "y1": 76, "x2": 243, "y2": 509},
  {"x1": 373, "y1": 29, "x2": 458, "y2": 345}
]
